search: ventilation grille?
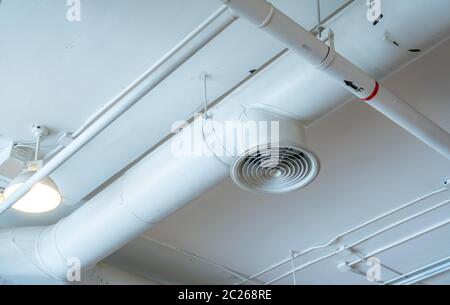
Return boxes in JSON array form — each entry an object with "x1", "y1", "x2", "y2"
[
  {"x1": 12, "y1": 146, "x2": 33, "y2": 161},
  {"x1": 230, "y1": 146, "x2": 319, "y2": 194}
]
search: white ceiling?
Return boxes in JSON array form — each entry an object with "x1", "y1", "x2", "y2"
[
  {"x1": 0, "y1": 0, "x2": 346, "y2": 226},
  {"x1": 107, "y1": 37, "x2": 450, "y2": 285},
  {"x1": 1, "y1": 0, "x2": 449, "y2": 284}
]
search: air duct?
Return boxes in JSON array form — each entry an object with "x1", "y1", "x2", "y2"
[
  {"x1": 0, "y1": 102, "x2": 305, "y2": 282},
  {"x1": 0, "y1": 1, "x2": 449, "y2": 284},
  {"x1": 0, "y1": 116, "x2": 229, "y2": 281},
  {"x1": 0, "y1": 73, "x2": 316, "y2": 282}
]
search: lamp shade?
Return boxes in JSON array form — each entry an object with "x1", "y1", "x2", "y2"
[{"x1": 4, "y1": 170, "x2": 62, "y2": 213}]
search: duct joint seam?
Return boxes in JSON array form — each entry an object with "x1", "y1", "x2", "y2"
[
  {"x1": 35, "y1": 226, "x2": 66, "y2": 280},
  {"x1": 316, "y1": 28, "x2": 336, "y2": 70},
  {"x1": 121, "y1": 174, "x2": 160, "y2": 226},
  {"x1": 7, "y1": 227, "x2": 61, "y2": 281},
  {"x1": 258, "y1": 3, "x2": 275, "y2": 28}
]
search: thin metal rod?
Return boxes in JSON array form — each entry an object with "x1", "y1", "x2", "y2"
[
  {"x1": 290, "y1": 251, "x2": 297, "y2": 285},
  {"x1": 310, "y1": 0, "x2": 356, "y2": 35},
  {"x1": 316, "y1": 0, "x2": 322, "y2": 38},
  {"x1": 202, "y1": 73, "x2": 210, "y2": 117},
  {"x1": 352, "y1": 250, "x2": 404, "y2": 277},
  {"x1": 316, "y1": 0, "x2": 321, "y2": 24},
  {"x1": 139, "y1": 235, "x2": 260, "y2": 284},
  {"x1": 347, "y1": 199, "x2": 450, "y2": 247},
  {"x1": 398, "y1": 262, "x2": 450, "y2": 285},
  {"x1": 266, "y1": 199, "x2": 450, "y2": 284},
  {"x1": 34, "y1": 136, "x2": 41, "y2": 161},
  {"x1": 266, "y1": 251, "x2": 338, "y2": 285}
]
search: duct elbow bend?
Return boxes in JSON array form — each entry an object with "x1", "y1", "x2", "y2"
[
  {"x1": 0, "y1": 226, "x2": 67, "y2": 282},
  {"x1": 35, "y1": 225, "x2": 72, "y2": 281},
  {"x1": 0, "y1": 225, "x2": 82, "y2": 282},
  {"x1": 1, "y1": 177, "x2": 149, "y2": 282}
]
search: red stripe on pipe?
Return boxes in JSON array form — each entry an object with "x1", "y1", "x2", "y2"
[{"x1": 362, "y1": 81, "x2": 379, "y2": 101}]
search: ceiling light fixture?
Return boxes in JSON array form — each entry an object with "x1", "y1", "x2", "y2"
[
  {"x1": 3, "y1": 125, "x2": 62, "y2": 214},
  {"x1": 4, "y1": 170, "x2": 61, "y2": 214}
]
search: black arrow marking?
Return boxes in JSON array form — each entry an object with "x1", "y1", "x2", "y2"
[
  {"x1": 373, "y1": 14, "x2": 384, "y2": 26},
  {"x1": 344, "y1": 80, "x2": 364, "y2": 93}
]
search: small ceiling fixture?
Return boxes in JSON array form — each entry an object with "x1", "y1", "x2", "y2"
[
  {"x1": 3, "y1": 125, "x2": 62, "y2": 213},
  {"x1": 230, "y1": 106, "x2": 319, "y2": 194}
]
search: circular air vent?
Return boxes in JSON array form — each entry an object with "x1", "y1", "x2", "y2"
[{"x1": 230, "y1": 146, "x2": 319, "y2": 194}]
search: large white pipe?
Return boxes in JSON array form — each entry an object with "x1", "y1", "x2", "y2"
[
  {"x1": 0, "y1": 6, "x2": 237, "y2": 216},
  {"x1": 0, "y1": 117, "x2": 230, "y2": 281},
  {"x1": 1, "y1": 63, "x2": 298, "y2": 281},
  {"x1": 0, "y1": 6, "x2": 239, "y2": 283},
  {"x1": 219, "y1": 0, "x2": 450, "y2": 160},
  {"x1": 1, "y1": 71, "x2": 285, "y2": 281}
]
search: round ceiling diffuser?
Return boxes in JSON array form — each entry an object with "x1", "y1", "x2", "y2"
[
  {"x1": 231, "y1": 146, "x2": 319, "y2": 194},
  {"x1": 229, "y1": 106, "x2": 319, "y2": 194}
]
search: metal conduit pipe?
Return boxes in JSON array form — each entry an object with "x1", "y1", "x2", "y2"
[
  {"x1": 384, "y1": 256, "x2": 450, "y2": 285},
  {"x1": 0, "y1": 6, "x2": 238, "y2": 215},
  {"x1": 347, "y1": 219, "x2": 450, "y2": 268},
  {"x1": 219, "y1": 0, "x2": 450, "y2": 160},
  {"x1": 346, "y1": 200, "x2": 450, "y2": 247},
  {"x1": 266, "y1": 218, "x2": 450, "y2": 285},
  {"x1": 239, "y1": 185, "x2": 448, "y2": 284}
]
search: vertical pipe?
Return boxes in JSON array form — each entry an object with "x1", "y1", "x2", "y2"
[
  {"x1": 316, "y1": 0, "x2": 322, "y2": 38},
  {"x1": 34, "y1": 136, "x2": 41, "y2": 161}
]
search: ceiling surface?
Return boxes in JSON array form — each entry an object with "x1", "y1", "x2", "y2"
[
  {"x1": 107, "y1": 37, "x2": 450, "y2": 284},
  {"x1": 1, "y1": 0, "x2": 450, "y2": 285},
  {"x1": 0, "y1": 0, "x2": 347, "y2": 226}
]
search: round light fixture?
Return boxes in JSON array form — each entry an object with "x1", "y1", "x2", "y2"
[
  {"x1": 4, "y1": 170, "x2": 62, "y2": 214},
  {"x1": 2, "y1": 125, "x2": 62, "y2": 214}
]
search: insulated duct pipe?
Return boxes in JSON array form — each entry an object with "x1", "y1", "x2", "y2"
[
  {"x1": 0, "y1": 103, "x2": 316, "y2": 281},
  {"x1": 0, "y1": 117, "x2": 230, "y2": 281},
  {"x1": 0, "y1": 76, "x2": 317, "y2": 282},
  {"x1": 219, "y1": 0, "x2": 450, "y2": 160},
  {"x1": 0, "y1": 5, "x2": 237, "y2": 216}
]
